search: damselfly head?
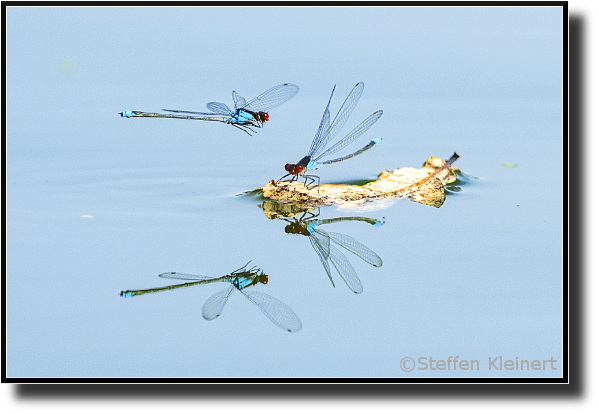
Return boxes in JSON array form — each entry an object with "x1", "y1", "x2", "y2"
[
  {"x1": 258, "y1": 273, "x2": 268, "y2": 284},
  {"x1": 284, "y1": 164, "x2": 304, "y2": 175},
  {"x1": 284, "y1": 222, "x2": 305, "y2": 235},
  {"x1": 258, "y1": 112, "x2": 269, "y2": 122}
]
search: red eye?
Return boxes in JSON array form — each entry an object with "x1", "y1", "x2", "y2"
[
  {"x1": 297, "y1": 165, "x2": 304, "y2": 172},
  {"x1": 285, "y1": 164, "x2": 291, "y2": 172},
  {"x1": 262, "y1": 113, "x2": 269, "y2": 121}
]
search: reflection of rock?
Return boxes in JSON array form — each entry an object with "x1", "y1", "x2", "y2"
[
  {"x1": 260, "y1": 153, "x2": 459, "y2": 209},
  {"x1": 259, "y1": 200, "x2": 315, "y2": 220}
]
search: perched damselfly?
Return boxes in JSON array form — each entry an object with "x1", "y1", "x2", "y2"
[{"x1": 282, "y1": 82, "x2": 383, "y2": 189}]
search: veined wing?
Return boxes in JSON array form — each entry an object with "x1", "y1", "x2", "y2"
[
  {"x1": 309, "y1": 82, "x2": 364, "y2": 159},
  {"x1": 232, "y1": 91, "x2": 246, "y2": 110},
  {"x1": 328, "y1": 245, "x2": 363, "y2": 294},
  {"x1": 159, "y1": 272, "x2": 223, "y2": 281},
  {"x1": 311, "y1": 228, "x2": 331, "y2": 258},
  {"x1": 308, "y1": 229, "x2": 334, "y2": 287},
  {"x1": 206, "y1": 102, "x2": 233, "y2": 115},
  {"x1": 327, "y1": 232, "x2": 383, "y2": 267},
  {"x1": 202, "y1": 285, "x2": 235, "y2": 320},
  {"x1": 314, "y1": 110, "x2": 383, "y2": 162},
  {"x1": 161, "y1": 109, "x2": 224, "y2": 116},
  {"x1": 240, "y1": 290, "x2": 302, "y2": 333},
  {"x1": 161, "y1": 101, "x2": 232, "y2": 116},
  {"x1": 307, "y1": 85, "x2": 334, "y2": 158},
  {"x1": 242, "y1": 83, "x2": 299, "y2": 112}
]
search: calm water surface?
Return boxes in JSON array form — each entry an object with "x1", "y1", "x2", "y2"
[{"x1": 6, "y1": 6, "x2": 563, "y2": 378}]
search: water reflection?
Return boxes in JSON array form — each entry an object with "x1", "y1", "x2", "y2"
[
  {"x1": 266, "y1": 205, "x2": 383, "y2": 294},
  {"x1": 120, "y1": 261, "x2": 302, "y2": 333}
]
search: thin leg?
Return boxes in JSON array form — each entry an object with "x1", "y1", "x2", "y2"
[
  {"x1": 231, "y1": 123, "x2": 253, "y2": 136},
  {"x1": 279, "y1": 173, "x2": 298, "y2": 191},
  {"x1": 301, "y1": 174, "x2": 320, "y2": 192}
]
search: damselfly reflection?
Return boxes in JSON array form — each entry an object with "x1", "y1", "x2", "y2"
[
  {"x1": 120, "y1": 83, "x2": 299, "y2": 136},
  {"x1": 282, "y1": 209, "x2": 383, "y2": 294},
  {"x1": 120, "y1": 262, "x2": 302, "y2": 332}
]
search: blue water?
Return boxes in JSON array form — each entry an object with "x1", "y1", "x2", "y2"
[{"x1": 6, "y1": 6, "x2": 563, "y2": 378}]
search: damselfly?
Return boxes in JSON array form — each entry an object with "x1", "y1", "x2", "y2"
[
  {"x1": 120, "y1": 83, "x2": 299, "y2": 135},
  {"x1": 120, "y1": 262, "x2": 302, "y2": 332},
  {"x1": 282, "y1": 82, "x2": 382, "y2": 189},
  {"x1": 283, "y1": 210, "x2": 383, "y2": 294}
]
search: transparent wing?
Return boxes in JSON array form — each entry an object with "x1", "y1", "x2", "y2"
[
  {"x1": 206, "y1": 102, "x2": 233, "y2": 115},
  {"x1": 307, "y1": 85, "x2": 334, "y2": 157},
  {"x1": 159, "y1": 272, "x2": 216, "y2": 281},
  {"x1": 161, "y1": 108, "x2": 223, "y2": 115},
  {"x1": 328, "y1": 245, "x2": 363, "y2": 294},
  {"x1": 328, "y1": 232, "x2": 383, "y2": 267},
  {"x1": 242, "y1": 83, "x2": 300, "y2": 112},
  {"x1": 161, "y1": 101, "x2": 232, "y2": 116},
  {"x1": 309, "y1": 82, "x2": 364, "y2": 159},
  {"x1": 240, "y1": 290, "x2": 302, "y2": 333},
  {"x1": 202, "y1": 285, "x2": 235, "y2": 320},
  {"x1": 311, "y1": 228, "x2": 331, "y2": 258},
  {"x1": 314, "y1": 110, "x2": 383, "y2": 162},
  {"x1": 232, "y1": 91, "x2": 246, "y2": 110},
  {"x1": 309, "y1": 229, "x2": 334, "y2": 287}
]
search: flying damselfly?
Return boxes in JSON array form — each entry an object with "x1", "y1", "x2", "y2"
[{"x1": 120, "y1": 83, "x2": 299, "y2": 135}]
